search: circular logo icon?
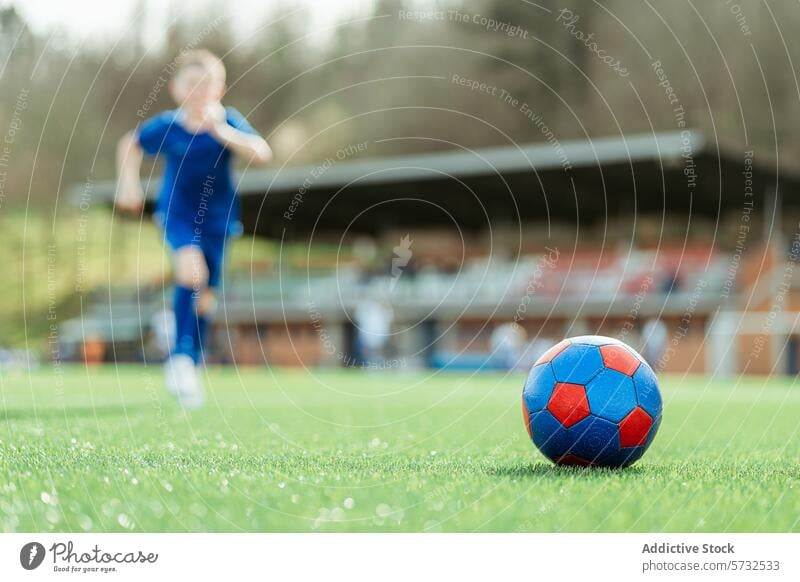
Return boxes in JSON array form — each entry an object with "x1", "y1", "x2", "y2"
[{"x1": 20, "y1": 542, "x2": 46, "y2": 570}]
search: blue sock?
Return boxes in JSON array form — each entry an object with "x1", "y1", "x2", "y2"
[
  {"x1": 194, "y1": 315, "x2": 209, "y2": 364},
  {"x1": 173, "y1": 285, "x2": 197, "y2": 359}
]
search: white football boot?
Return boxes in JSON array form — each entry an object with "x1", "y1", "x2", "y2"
[{"x1": 164, "y1": 354, "x2": 206, "y2": 409}]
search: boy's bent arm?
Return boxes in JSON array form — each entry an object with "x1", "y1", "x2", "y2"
[
  {"x1": 212, "y1": 124, "x2": 273, "y2": 166},
  {"x1": 115, "y1": 130, "x2": 145, "y2": 214}
]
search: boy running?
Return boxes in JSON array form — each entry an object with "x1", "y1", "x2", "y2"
[{"x1": 115, "y1": 50, "x2": 272, "y2": 408}]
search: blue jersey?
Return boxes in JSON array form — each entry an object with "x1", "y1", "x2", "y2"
[{"x1": 136, "y1": 107, "x2": 259, "y2": 237}]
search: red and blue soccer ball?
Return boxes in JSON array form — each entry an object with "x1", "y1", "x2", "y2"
[{"x1": 522, "y1": 335, "x2": 662, "y2": 467}]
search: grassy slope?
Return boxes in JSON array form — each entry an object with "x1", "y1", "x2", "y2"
[
  {"x1": 0, "y1": 211, "x2": 289, "y2": 347},
  {"x1": 0, "y1": 366, "x2": 798, "y2": 532}
]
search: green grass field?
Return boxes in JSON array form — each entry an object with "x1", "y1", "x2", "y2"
[{"x1": 0, "y1": 366, "x2": 798, "y2": 532}]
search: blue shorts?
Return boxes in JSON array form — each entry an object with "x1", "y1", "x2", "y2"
[{"x1": 161, "y1": 220, "x2": 228, "y2": 289}]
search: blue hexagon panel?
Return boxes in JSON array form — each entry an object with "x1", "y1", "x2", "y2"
[
  {"x1": 633, "y1": 364, "x2": 663, "y2": 419},
  {"x1": 529, "y1": 410, "x2": 571, "y2": 460},
  {"x1": 551, "y1": 343, "x2": 603, "y2": 385},
  {"x1": 585, "y1": 369, "x2": 637, "y2": 422},
  {"x1": 523, "y1": 362, "x2": 557, "y2": 413},
  {"x1": 567, "y1": 415, "x2": 620, "y2": 461}
]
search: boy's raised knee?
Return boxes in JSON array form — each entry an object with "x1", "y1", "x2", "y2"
[{"x1": 174, "y1": 247, "x2": 208, "y2": 290}]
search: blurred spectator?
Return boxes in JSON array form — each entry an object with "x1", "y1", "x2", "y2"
[
  {"x1": 641, "y1": 318, "x2": 668, "y2": 368},
  {"x1": 354, "y1": 298, "x2": 394, "y2": 367},
  {"x1": 0, "y1": 348, "x2": 38, "y2": 372},
  {"x1": 490, "y1": 323, "x2": 527, "y2": 370}
]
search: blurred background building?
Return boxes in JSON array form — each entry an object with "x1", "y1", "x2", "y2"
[
  {"x1": 3, "y1": 0, "x2": 800, "y2": 376},
  {"x1": 64, "y1": 131, "x2": 800, "y2": 376}
]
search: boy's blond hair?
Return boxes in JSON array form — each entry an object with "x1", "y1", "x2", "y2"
[{"x1": 174, "y1": 49, "x2": 226, "y2": 82}]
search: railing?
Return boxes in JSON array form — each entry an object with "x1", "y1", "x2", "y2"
[{"x1": 66, "y1": 249, "x2": 731, "y2": 335}]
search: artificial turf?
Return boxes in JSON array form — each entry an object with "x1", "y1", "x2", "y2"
[{"x1": 0, "y1": 365, "x2": 798, "y2": 532}]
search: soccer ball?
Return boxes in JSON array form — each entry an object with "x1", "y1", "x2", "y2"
[{"x1": 522, "y1": 335, "x2": 662, "y2": 467}]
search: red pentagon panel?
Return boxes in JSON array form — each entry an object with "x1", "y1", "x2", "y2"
[
  {"x1": 546, "y1": 382, "x2": 590, "y2": 428},
  {"x1": 619, "y1": 406, "x2": 653, "y2": 447},
  {"x1": 556, "y1": 454, "x2": 594, "y2": 467},
  {"x1": 600, "y1": 345, "x2": 640, "y2": 376},
  {"x1": 535, "y1": 340, "x2": 571, "y2": 366},
  {"x1": 522, "y1": 397, "x2": 532, "y2": 438}
]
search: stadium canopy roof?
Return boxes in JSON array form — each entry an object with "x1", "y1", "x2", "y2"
[{"x1": 82, "y1": 130, "x2": 798, "y2": 240}]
